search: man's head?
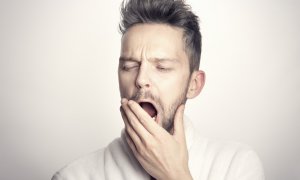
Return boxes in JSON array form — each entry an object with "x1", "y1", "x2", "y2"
[
  {"x1": 119, "y1": 0, "x2": 202, "y2": 72},
  {"x1": 118, "y1": 0, "x2": 205, "y2": 131}
]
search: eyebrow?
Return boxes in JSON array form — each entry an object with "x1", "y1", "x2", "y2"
[
  {"x1": 150, "y1": 58, "x2": 179, "y2": 63},
  {"x1": 119, "y1": 57, "x2": 139, "y2": 62},
  {"x1": 119, "y1": 57, "x2": 178, "y2": 63}
]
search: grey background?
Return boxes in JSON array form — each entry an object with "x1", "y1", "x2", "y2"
[{"x1": 0, "y1": 0, "x2": 299, "y2": 179}]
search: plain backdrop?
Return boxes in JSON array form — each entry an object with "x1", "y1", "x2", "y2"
[{"x1": 0, "y1": 0, "x2": 299, "y2": 179}]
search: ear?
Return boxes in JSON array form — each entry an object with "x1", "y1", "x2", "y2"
[{"x1": 186, "y1": 70, "x2": 205, "y2": 99}]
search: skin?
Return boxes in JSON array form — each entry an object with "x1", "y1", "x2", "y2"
[{"x1": 118, "y1": 23, "x2": 205, "y2": 180}]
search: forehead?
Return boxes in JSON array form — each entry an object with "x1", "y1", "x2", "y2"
[{"x1": 121, "y1": 23, "x2": 188, "y2": 62}]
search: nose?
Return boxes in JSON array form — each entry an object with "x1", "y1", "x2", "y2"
[{"x1": 135, "y1": 65, "x2": 150, "y2": 89}]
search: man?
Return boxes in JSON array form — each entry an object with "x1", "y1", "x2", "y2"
[{"x1": 52, "y1": 0, "x2": 264, "y2": 179}]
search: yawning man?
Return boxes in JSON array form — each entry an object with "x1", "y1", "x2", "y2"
[{"x1": 52, "y1": 0, "x2": 265, "y2": 179}]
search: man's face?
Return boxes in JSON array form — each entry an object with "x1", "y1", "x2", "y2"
[{"x1": 118, "y1": 23, "x2": 191, "y2": 131}]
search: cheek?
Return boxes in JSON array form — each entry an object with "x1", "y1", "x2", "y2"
[
  {"x1": 118, "y1": 72, "x2": 137, "y2": 97},
  {"x1": 155, "y1": 73, "x2": 189, "y2": 104}
]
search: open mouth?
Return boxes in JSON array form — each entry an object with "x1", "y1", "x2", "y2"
[{"x1": 139, "y1": 102, "x2": 157, "y2": 120}]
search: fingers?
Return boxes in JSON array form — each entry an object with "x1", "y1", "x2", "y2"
[
  {"x1": 121, "y1": 102, "x2": 154, "y2": 161},
  {"x1": 120, "y1": 107, "x2": 143, "y2": 147},
  {"x1": 124, "y1": 130, "x2": 138, "y2": 155},
  {"x1": 121, "y1": 99, "x2": 152, "y2": 144},
  {"x1": 126, "y1": 99, "x2": 162, "y2": 136},
  {"x1": 123, "y1": 132, "x2": 148, "y2": 169},
  {"x1": 173, "y1": 104, "x2": 186, "y2": 142},
  {"x1": 121, "y1": 99, "x2": 190, "y2": 179}
]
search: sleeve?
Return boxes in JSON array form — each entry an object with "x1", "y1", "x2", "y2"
[{"x1": 227, "y1": 149, "x2": 265, "y2": 180}]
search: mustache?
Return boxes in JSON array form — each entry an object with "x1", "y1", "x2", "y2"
[{"x1": 130, "y1": 91, "x2": 157, "y2": 102}]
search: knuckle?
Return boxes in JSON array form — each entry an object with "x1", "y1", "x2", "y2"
[
  {"x1": 136, "y1": 145, "x2": 144, "y2": 156},
  {"x1": 144, "y1": 140, "x2": 155, "y2": 150},
  {"x1": 127, "y1": 117, "x2": 137, "y2": 128},
  {"x1": 138, "y1": 117, "x2": 145, "y2": 124},
  {"x1": 126, "y1": 125, "x2": 132, "y2": 134},
  {"x1": 130, "y1": 121, "x2": 137, "y2": 129}
]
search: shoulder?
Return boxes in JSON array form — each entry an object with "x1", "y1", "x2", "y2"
[
  {"x1": 51, "y1": 148, "x2": 105, "y2": 180},
  {"x1": 51, "y1": 138, "x2": 123, "y2": 180},
  {"x1": 190, "y1": 134, "x2": 265, "y2": 180},
  {"x1": 206, "y1": 139, "x2": 264, "y2": 169}
]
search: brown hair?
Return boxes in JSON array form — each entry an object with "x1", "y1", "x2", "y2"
[{"x1": 119, "y1": 0, "x2": 202, "y2": 72}]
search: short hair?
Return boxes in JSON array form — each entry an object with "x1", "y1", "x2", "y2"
[{"x1": 119, "y1": 0, "x2": 202, "y2": 72}]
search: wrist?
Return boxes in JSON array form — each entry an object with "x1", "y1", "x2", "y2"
[
  {"x1": 166, "y1": 170, "x2": 193, "y2": 180},
  {"x1": 177, "y1": 173, "x2": 193, "y2": 180}
]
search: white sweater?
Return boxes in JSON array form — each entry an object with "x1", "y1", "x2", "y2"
[{"x1": 52, "y1": 119, "x2": 264, "y2": 180}]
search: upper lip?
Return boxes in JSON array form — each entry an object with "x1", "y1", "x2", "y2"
[{"x1": 137, "y1": 99, "x2": 159, "y2": 116}]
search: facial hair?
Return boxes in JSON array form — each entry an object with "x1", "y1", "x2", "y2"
[{"x1": 129, "y1": 79, "x2": 190, "y2": 132}]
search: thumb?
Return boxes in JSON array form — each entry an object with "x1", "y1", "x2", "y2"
[{"x1": 173, "y1": 104, "x2": 185, "y2": 141}]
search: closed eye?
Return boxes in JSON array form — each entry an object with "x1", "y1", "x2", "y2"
[
  {"x1": 156, "y1": 66, "x2": 171, "y2": 72},
  {"x1": 122, "y1": 65, "x2": 139, "y2": 71},
  {"x1": 120, "y1": 62, "x2": 140, "y2": 71}
]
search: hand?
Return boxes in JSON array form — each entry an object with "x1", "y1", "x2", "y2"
[{"x1": 120, "y1": 98, "x2": 192, "y2": 180}]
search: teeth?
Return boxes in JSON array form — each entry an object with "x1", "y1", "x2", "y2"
[{"x1": 152, "y1": 116, "x2": 156, "y2": 120}]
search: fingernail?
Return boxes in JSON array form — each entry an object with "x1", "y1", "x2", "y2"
[
  {"x1": 121, "y1": 98, "x2": 127, "y2": 104},
  {"x1": 128, "y1": 100, "x2": 134, "y2": 105}
]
